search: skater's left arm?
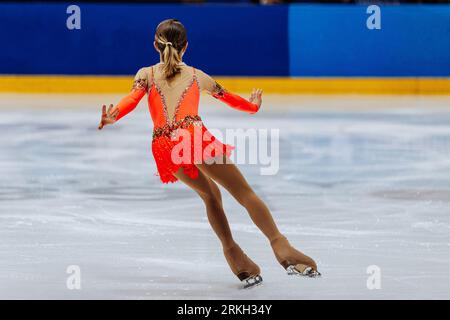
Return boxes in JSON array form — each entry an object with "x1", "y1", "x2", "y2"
[{"x1": 196, "y1": 69, "x2": 262, "y2": 114}]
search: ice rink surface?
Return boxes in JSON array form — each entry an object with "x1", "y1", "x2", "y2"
[{"x1": 1, "y1": 94, "x2": 450, "y2": 299}]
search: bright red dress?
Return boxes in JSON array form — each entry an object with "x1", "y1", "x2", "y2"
[{"x1": 114, "y1": 66, "x2": 258, "y2": 183}]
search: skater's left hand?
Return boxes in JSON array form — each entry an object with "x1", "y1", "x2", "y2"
[
  {"x1": 98, "y1": 104, "x2": 119, "y2": 130},
  {"x1": 249, "y1": 88, "x2": 263, "y2": 111}
]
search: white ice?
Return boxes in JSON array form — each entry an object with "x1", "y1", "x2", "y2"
[{"x1": 0, "y1": 94, "x2": 449, "y2": 299}]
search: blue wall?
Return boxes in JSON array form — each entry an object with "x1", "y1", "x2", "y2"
[
  {"x1": 0, "y1": 3, "x2": 449, "y2": 77},
  {"x1": 0, "y1": 3, "x2": 289, "y2": 76},
  {"x1": 289, "y1": 5, "x2": 450, "y2": 76}
]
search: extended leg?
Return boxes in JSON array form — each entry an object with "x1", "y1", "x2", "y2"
[
  {"x1": 197, "y1": 156, "x2": 282, "y2": 242},
  {"x1": 197, "y1": 156, "x2": 319, "y2": 275}
]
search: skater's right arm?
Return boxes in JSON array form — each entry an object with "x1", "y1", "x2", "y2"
[
  {"x1": 98, "y1": 68, "x2": 149, "y2": 130},
  {"x1": 195, "y1": 69, "x2": 262, "y2": 114}
]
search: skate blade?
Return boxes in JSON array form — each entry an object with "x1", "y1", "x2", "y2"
[
  {"x1": 241, "y1": 275, "x2": 263, "y2": 289},
  {"x1": 286, "y1": 264, "x2": 321, "y2": 278}
]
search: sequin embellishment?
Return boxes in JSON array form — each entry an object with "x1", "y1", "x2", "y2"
[
  {"x1": 152, "y1": 115, "x2": 202, "y2": 140},
  {"x1": 132, "y1": 78, "x2": 147, "y2": 91}
]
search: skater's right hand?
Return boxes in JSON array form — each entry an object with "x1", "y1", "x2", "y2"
[
  {"x1": 98, "y1": 104, "x2": 119, "y2": 130},
  {"x1": 249, "y1": 88, "x2": 263, "y2": 111}
]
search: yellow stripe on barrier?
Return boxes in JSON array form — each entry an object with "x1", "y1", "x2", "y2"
[{"x1": 0, "y1": 75, "x2": 449, "y2": 94}]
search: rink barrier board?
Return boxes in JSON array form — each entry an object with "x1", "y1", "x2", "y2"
[
  {"x1": 289, "y1": 5, "x2": 450, "y2": 77},
  {"x1": 0, "y1": 4, "x2": 449, "y2": 77},
  {"x1": 0, "y1": 3, "x2": 288, "y2": 76},
  {"x1": 1, "y1": 76, "x2": 449, "y2": 94}
]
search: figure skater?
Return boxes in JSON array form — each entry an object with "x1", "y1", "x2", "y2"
[{"x1": 98, "y1": 19, "x2": 320, "y2": 288}]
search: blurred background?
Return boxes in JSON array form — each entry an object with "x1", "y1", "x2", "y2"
[{"x1": 1, "y1": 0, "x2": 450, "y2": 300}]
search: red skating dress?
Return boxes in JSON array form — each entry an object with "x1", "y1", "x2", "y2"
[{"x1": 114, "y1": 65, "x2": 258, "y2": 183}]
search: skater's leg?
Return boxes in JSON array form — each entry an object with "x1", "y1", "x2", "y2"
[
  {"x1": 197, "y1": 156, "x2": 319, "y2": 273},
  {"x1": 173, "y1": 168, "x2": 233, "y2": 249},
  {"x1": 173, "y1": 168, "x2": 261, "y2": 280},
  {"x1": 197, "y1": 156, "x2": 282, "y2": 242}
]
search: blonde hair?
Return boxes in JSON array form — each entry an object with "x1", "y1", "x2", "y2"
[{"x1": 155, "y1": 19, "x2": 187, "y2": 79}]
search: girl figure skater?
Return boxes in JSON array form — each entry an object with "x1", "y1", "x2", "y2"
[{"x1": 98, "y1": 19, "x2": 320, "y2": 288}]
